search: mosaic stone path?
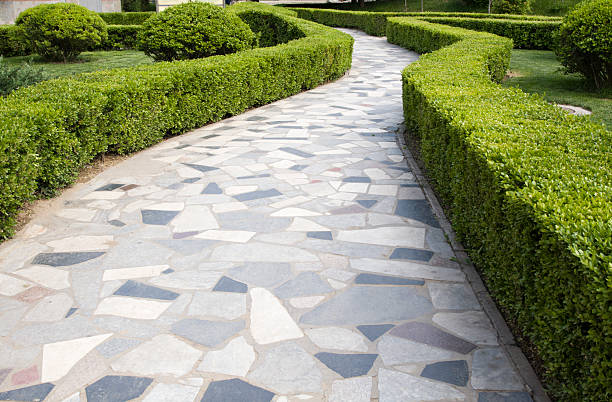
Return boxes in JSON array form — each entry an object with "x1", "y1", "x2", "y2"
[{"x1": 0, "y1": 30, "x2": 533, "y2": 402}]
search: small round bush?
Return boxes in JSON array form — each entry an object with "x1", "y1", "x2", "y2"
[
  {"x1": 138, "y1": 2, "x2": 256, "y2": 62},
  {"x1": 556, "y1": 0, "x2": 612, "y2": 89},
  {"x1": 15, "y1": 4, "x2": 108, "y2": 62},
  {"x1": 491, "y1": 0, "x2": 532, "y2": 14}
]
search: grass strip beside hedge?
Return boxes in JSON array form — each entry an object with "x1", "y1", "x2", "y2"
[
  {"x1": 0, "y1": 3, "x2": 353, "y2": 238},
  {"x1": 387, "y1": 17, "x2": 611, "y2": 400}
]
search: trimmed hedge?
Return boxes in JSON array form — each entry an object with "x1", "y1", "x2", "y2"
[
  {"x1": 99, "y1": 11, "x2": 154, "y2": 25},
  {"x1": 292, "y1": 8, "x2": 559, "y2": 49},
  {"x1": 387, "y1": 17, "x2": 611, "y2": 400},
  {"x1": 0, "y1": 3, "x2": 352, "y2": 237}
]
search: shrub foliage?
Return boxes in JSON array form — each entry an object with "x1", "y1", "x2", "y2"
[
  {"x1": 138, "y1": 2, "x2": 256, "y2": 61},
  {"x1": 491, "y1": 0, "x2": 532, "y2": 15},
  {"x1": 556, "y1": 0, "x2": 612, "y2": 88},
  {"x1": 0, "y1": 57, "x2": 46, "y2": 96},
  {"x1": 14, "y1": 3, "x2": 108, "y2": 62}
]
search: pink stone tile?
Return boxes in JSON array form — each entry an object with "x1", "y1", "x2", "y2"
[
  {"x1": 329, "y1": 168, "x2": 342, "y2": 172},
  {"x1": 16, "y1": 287, "x2": 53, "y2": 303},
  {"x1": 11, "y1": 365, "x2": 38, "y2": 386},
  {"x1": 310, "y1": 180, "x2": 322, "y2": 183}
]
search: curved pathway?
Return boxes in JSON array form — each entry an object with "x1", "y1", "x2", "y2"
[{"x1": 0, "y1": 30, "x2": 532, "y2": 402}]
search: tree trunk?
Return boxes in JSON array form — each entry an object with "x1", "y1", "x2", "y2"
[
  {"x1": 489, "y1": 0, "x2": 492, "y2": 14},
  {"x1": 359, "y1": 0, "x2": 365, "y2": 8}
]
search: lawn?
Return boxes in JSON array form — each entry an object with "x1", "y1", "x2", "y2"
[
  {"x1": 502, "y1": 49, "x2": 612, "y2": 129},
  {"x1": 2, "y1": 50, "x2": 153, "y2": 80}
]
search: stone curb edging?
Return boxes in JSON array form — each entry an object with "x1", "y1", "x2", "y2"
[{"x1": 395, "y1": 124, "x2": 551, "y2": 402}]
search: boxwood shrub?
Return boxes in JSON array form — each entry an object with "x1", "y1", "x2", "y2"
[
  {"x1": 0, "y1": 3, "x2": 352, "y2": 238},
  {"x1": 387, "y1": 17, "x2": 611, "y2": 400},
  {"x1": 99, "y1": 11, "x2": 154, "y2": 25}
]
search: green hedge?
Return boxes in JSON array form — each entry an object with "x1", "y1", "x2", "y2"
[
  {"x1": 292, "y1": 8, "x2": 559, "y2": 49},
  {"x1": 0, "y1": 3, "x2": 352, "y2": 237},
  {"x1": 99, "y1": 11, "x2": 154, "y2": 25},
  {"x1": 387, "y1": 16, "x2": 611, "y2": 401}
]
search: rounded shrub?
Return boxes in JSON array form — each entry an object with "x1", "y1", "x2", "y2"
[
  {"x1": 138, "y1": 2, "x2": 256, "y2": 62},
  {"x1": 15, "y1": 4, "x2": 108, "y2": 62},
  {"x1": 491, "y1": 0, "x2": 532, "y2": 14},
  {"x1": 556, "y1": 0, "x2": 612, "y2": 89}
]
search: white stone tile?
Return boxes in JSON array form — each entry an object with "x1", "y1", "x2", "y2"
[
  {"x1": 378, "y1": 368, "x2": 465, "y2": 401},
  {"x1": 225, "y1": 185, "x2": 258, "y2": 195},
  {"x1": 177, "y1": 184, "x2": 206, "y2": 197},
  {"x1": 250, "y1": 288, "x2": 303, "y2": 344},
  {"x1": 172, "y1": 206, "x2": 219, "y2": 232},
  {"x1": 148, "y1": 202, "x2": 185, "y2": 211},
  {"x1": 102, "y1": 265, "x2": 169, "y2": 281},
  {"x1": 300, "y1": 182, "x2": 335, "y2": 197},
  {"x1": 271, "y1": 208, "x2": 321, "y2": 217},
  {"x1": 306, "y1": 327, "x2": 368, "y2": 352},
  {"x1": 212, "y1": 202, "x2": 247, "y2": 213},
  {"x1": 269, "y1": 196, "x2": 311, "y2": 209},
  {"x1": 287, "y1": 218, "x2": 329, "y2": 232},
  {"x1": 364, "y1": 168, "x2": 391, "y2": 180},
  {"x1": 87, "y1": 200, "x2": 116, "y2": 210},
  {"x1": 0, "y1": 273, "x2": 33, "y2": 296},
  {"x1": 42, "y1": 333, "x2": 112, "y2": 382},
  {"x1": 289, "y1": 296, "x2": 325, "y2": 309},
  {"x1": 56, "y1": 209, "x2": 97, "y2": 222},
  {"x1": 195, "y1": 230, "x2": 255, "y2": 243},
  {"x1": 82, "y1": 191, "x2": 124, "y2": 200},
  {"x1": 19, "y1": 224, "x2": 47, "y2": 239},
  {"x1": 270, "y1": 160, "x2": 295, "y2": 169},
  {"x1": 47, "y1": 235, "x2": 113, "y2": 252},
  {"x1": 337, "y1": 227, "x2": 425, "y2": 248},
  {"x1": 94, "y1": 297, "x2": 172, "y2": 320},
  {"x1": 368, "y1": 185, "x2": 398, "y2": 196},
  {"x1": 433, "y1": 312, "x2": 498, "y2": 346},
  {"x1": 351, "y1": 258, "x2": 465, "y2": 282},
  {"x1": 198, "y1": 336, "x2": 255, "y2": 377},
  {"x1": 15, "y1": 266, "x2": 70, "y2": 290},
  {"x1": 142, "y1": 383, "x2": 200, "y2": 402},
  {"x1": 339, "y1": 183, "x2": 369, "y2": 193},
  {"x1": 24, "y1": 293, "x2": 73, "y2": 322},
  {"x1": 329, "y1": 377, "x2": 372, "y2": 402}
]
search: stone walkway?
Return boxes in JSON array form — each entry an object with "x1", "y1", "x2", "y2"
[{"x1": 0, "y1": 30, "x2": 533, "y2": 402}]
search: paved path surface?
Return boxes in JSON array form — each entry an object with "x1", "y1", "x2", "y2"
[{"x1": 0, "y1": 30, "x2": 532, "y2": 402}]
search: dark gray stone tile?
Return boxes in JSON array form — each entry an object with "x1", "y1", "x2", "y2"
[
  {"x1": 354, "y1": 273, "x2": 424, "y2": 286},
  {"x1": 213, "y1": 276, "x2": 248, "y2": 293},
  {"x1": 234, "y1": 189, "x2": 282, "y2": 202},
  {"x1": 395, "y1": 199, "x2": 441, "y2": 228},
  {"x1": 315, "y1": 353, "x2": 378, "y2": 378},
  {"x1": 95, "y1": 183, "x2": 124, "y2": 191},
  {"x1": 32, "y1": 252, "x2": 105, "y2": 267},
  {"x1": 86, "y1": 375, "x2": 153, "y2": 402},
  {"x1": 390, "y1": 322, "x2": 476, "y2": 354},
  {"x1": 478, "y1": 392, "x2": 533, "y2": 402},
  {"x1": 0, "y1": 383, "x2": 55, "y2": 401},
  {"x1": 141, "y1": 210, "x2": 179, "y2": 225},
  {"x1": 65, "y1": 307, "x2": 78, "y2": 318},
  {"x1": 172, "y1": 319, "x2": 245, "y2": 347},
  {"x1": 201, "y1": 379, "x2": 274, "y2": 402},
  {"x1": 357, "y1": 324, "x2": 395, "y2": 341},
  {"x1": 114, "y1": 280, "x2": 180, "y2": 301},
  {"x1": 202, "y1": 183, "x2": 222, "y2": 194},
  {"x1": 108, "y1": 220, "x2": 126, "y2": 227},
  {"x1": 201, "y1": 134, "x2": 219, "y2": 140},
  {"x1": 247, "y1": 116, "x2": 268, "y2": 121},
  {"x1": 274, "y1": 272, "x2": 333, "y2": 299},
  {"x1": 279, "y1": 147, "x2": 313, "y2": 158},
  {"x1": 183, "y1": 177, "x2": 200, "y2": 183},
  {"x1": 421, "y1": 360, "x2": 469, "y2": 386},
  {"x1": 343, "y1": 176, "x2": 371, "y2": 183},
  {"x1": 389, "y1": 248, "x2": 434, "y2": 262},
  {"x1": 182, "y1": 163, "x2": 219, "y2": 173},
  {"x1": 173, "y1": 231, "x2": 199, "y2": 239},
  {"x1": 290, "y1": 165, "x2": 308, "y2": 171},
  {"x1": 162, "y1": 268, "x2": 174, "y2": 274},
  {"x1": 356, "y1": 199, "x2": 377, "y2": 209},
  {"x1": 307, "y1": 231, "x2": 333, "y2": 241},
  {"x1": 300, "y1": 286, "x2": 433, "y2": 325},
  {"x1": 238, "y1": 174, "x2": 271, "y2": 179}
]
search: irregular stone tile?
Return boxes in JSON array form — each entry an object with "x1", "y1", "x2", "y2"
[
  {"x1": 315, "y1": 352, "x2": 378, "y2": 378},
  {"x1": 15, "y1": 266, "x2": 70, "y2": 290},
  {"x1": 47, "y1": 235, "x2": 113, "y2": 252},
  {"x1": 150, "y1": 270, "x2": 222, "y2": 290},
  {"x1": 155, "y1": 239, "x2": 217, "y2": 255},
  {"x1": 426, "y1": 227, "x2": 454, "y2": 256},
  {"x1": 141, "y1": 209, "x2": 180, "y2": 225},
  {"x1": 202, "y1": 379, "x2": 274, "y2": 402},
  {"x1": 31, "y1": 252, "x2": 105, "y2": 267},
  {"x1": 86, "y1": 376, "x2": 153, "y2": 402},
  {"x1": 378, "y1": 335, "x2": 458, "y2": 365},
  {"x1": 356, "y1": 324, "x2": 395, "y2": 341},
  {"x1": 212, "y1": 243, "x2": 318, "y2": 262},
  {"x1": 24, "y1": 293, "x2": 73, "y2": 322},
  {"x1": 56, "y1": 208, "x2": 97, "y2": 222},
  {"x1": 343, "y1": 176, "x2": 371, "y2": 183},
  {"x1": 274, "y1": 272, "x2": 333, "y2": 299},
  {"x1": 216, "y1": 211, "x2": 291, "y2": 232},
  {"x1": 113, "y1": 280, "x2": 179, "y2": 301},
  {"x1": 0, "y1": 274, "x2": 34, "y2": 296},
  {"x1": 378, "y1": 368, "x2": 465, "y2": 401},
  {"x1": 389, "y1": 247, "x2": 434, "y2": 261},
  {"x1": 94, "y1": 297, "x2": 172, "y2": 320},
  {"x1": 289, "y1": 295, "x2": 325, "y2": 309},
  {"x1": 329, "y1": 377, "x2": 372, "y2": 402},
  {"x1": 395, "y1": 199, "x2": 441, "y2": 228},
  {"x1": 109, "y1": 219, "x2": 126, "y2": 227},
  {"x1": 142, "y1": 383, "x2": 200, "y2": 402},
  {"x1": 173, "y1": 231, "x2": 199, "y2": 239},
  {"x1": 171, "y1": 319, "x2": 245, "y2": 347},
  {"x1": 213, "y1": 276, "x2": 248, "y2": 293},
  {"x1": 250, "y1": 288, "x2": 303, "y2": 344},
  {"x1": 300, "y1": 286, "x2": 433, "y2": 325},
  {"x1": 428, "y1": 282, "x2": 480, "y2": 310},
  {"x1": 433, "y1": 312, "x2": 498, "y2": 346},
  {"x1": 279, "y1": 147, "x2": 314, "y2": 158},
  {"x1": 354, "y1": 273, "x2": 424, "y2": 286},
  {"x1": 228, "y1": 262, "x2": 292, "y2": 287},
  {"x1": 356, "y1": 199, "x2": 377, "y2": 209},
  {"x1": 111, "y1": 335, "x2": 202, "y2": 377},
  {"x1": 198, "y1": 336, "x2": 255, "y2": 376},
  {"x1": 287, "y1": 217, "x2": 329, "y2": 232},
  {"x1": 351, "y1": 258, "x2": 465, "y2": 282},
  {"x1": 471, "y1": 349, "x2": 524, "y2": 391},
  {"x1": 307, "y1": 231, "x2": 333, "y2": 240},
  {"x1": 299, "y1": 239, "x2": 390, "y2": 259},
  {"x1": 60, "y1": 392, "x2": 80, "y2": 402},
  {"x1": 95, "y1": 183, "x2": 124, "y2": 191},
  {"x1": 0, "y1": 368, "x2": 10, "y2": 385},
  {"x1": 249, "y1": 342, "x2": 321, "y2": 393},
  {"x1": 195, "y1": 230, "x2": 255, "y2": 243},
  {"x1": 188, "y1": 291, "x2": 246, "y2": 320},
  {"x1": 234, "y1": 189, "x2": 282, "y2": 201},
  {"x1": 11, "y1": 316, "x2": 96, "y2": 347},
  {"x1": 421, "y1": 360, "x2": 469, "y2": 386},
  {"x1": 202, "y1": 183, "x2": 223, "y2": 194},
  {"x1": 306, "y1": 327, "x2": 368, "y2": 352},
  {"x1": 271, "y1": 208, "x2": 321, "y2": 217},
  {"x1": 182, "y1": 163, "x2": 219, "y2": 173},
  {"x1": 337, "y1": 226, "x2": 425, "y2": 248},
  {"x1": 322, "y1": 268, "x2": 356, "y2": 282},
  {"x1": 102, "y1": 240, "x2": 172, "y2": 268},
  {"x1": 11, "y1": 365, "x2": 38, "y2": 386},
  {"x1": 92, "y1": 316, "x2": 160, "y2": 339},
  {"x1": 0, "y1": 383, "x2": 55, "y2": 401},
  {"x1": 96, "y1": 338, "x2": 142, "y2": 359},
  {"x1": 102, "y1": 265, "x2": 168, "y2": 281},
  {"x1": 65, "y1": 307, "x2": 77, "y2": 318},
  {"x1": 390, "y1": 322, "x2": 476, "y2": 354},
  {"x1": 42, "y1": 333, "x2": 112, "y2": 382},
  {"x1": 478, "y1": 392, "x2": 533, "y2": 402},
  {"x1": 172, "y1": 206, "x2": 219, "y2": 232}
]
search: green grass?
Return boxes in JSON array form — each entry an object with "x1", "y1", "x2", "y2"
[
  {"x1": 502, "y1": 49, "x2": 612, "y2": 129},
  {"x1": 2, "y1": 50, "x2": 153, "y2": 80}
]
